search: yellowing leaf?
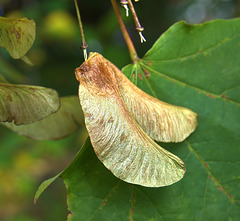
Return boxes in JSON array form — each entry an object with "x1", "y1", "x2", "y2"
[
  {"x1": 75, "y1": 53, "x2": 186, "y2": 187},
  {"x1": 2, "y1": 96, "x2": 84, "y2": 140},
  {"x1": 0, "y1": 17, "x2": 36, "y2": 59},
  {"x1": 0, "y1": 82, "x2": 60, "y2": 125},
  {"x1": 111, "y1": 62, "x2": 198, "y2": 142}
]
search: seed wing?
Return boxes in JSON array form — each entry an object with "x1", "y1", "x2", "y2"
[
  {"x1": 111, "y1": 63, "x2": 198, "y2": 142},
  {"x1": 78, "y1": 77, "x2": 185, "y2": 187}
]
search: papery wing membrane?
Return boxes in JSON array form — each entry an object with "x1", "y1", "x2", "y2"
[
  {"x1": 111, "y1": 63, "x2": 198, "y2": 142},
  {"x1": 76, "y1": 53, "x2": 186, "y2": 187}
]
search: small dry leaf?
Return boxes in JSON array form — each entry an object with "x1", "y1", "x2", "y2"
[
  {"x1": 0, "y1": 82, "x2": 59, "y2": 125},
  {"x1": 2, "y1": 96, "x2": 84, "y2": 140},
  {"x1": 75, "y1": 53, "x2": 189, "y2": 187},
  {"x1": 0, "y1": 17, "x2": 36, "y2": 59}
]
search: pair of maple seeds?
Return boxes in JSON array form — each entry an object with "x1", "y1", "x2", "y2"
[{"x1": 75, "y1": 52, "x2": 198, "y2": 188}]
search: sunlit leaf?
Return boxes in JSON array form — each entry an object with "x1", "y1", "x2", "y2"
[
  {"x1": 75, "y1": 53, "x2": 186, "y2": 187},
  {"x1": 0, "y1": 17, "x2": 36, "y2": 59},
  {"x1": 2, "y1": 96, "x2": 84, "y2": 140},
  {"x1": 0, "y1": 82, "x2": 60, "y2": 125}
]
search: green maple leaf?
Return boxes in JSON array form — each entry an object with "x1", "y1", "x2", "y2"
[{"x1": 35, "y1": 18, "x2": 240, "y2": 221}]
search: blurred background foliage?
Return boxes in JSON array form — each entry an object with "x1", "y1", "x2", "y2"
[{"x1": 0, "y1": 0, "x2": 239, "y2": 220}]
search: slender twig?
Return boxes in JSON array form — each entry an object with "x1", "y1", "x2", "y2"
[
  {"x1": 127, "y1": 0, "x2": 146, "y2": 43},
  {"x1": 74, "y1": 0, "x2": 88, "y2": 60},
  {"x1": 111, "y1": 0, "x2": 139, "y2": 63}
]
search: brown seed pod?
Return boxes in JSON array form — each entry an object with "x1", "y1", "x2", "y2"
[{"x1": 75, "y1": 52, "x2": 192, "y2": 187}]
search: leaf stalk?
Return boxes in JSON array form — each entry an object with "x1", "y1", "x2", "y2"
[
  {"x1": 74, "y1": 0, "x2": 88, "y2": 60},
  {"x1": 111, "y1": 0, "x2": 139, "y2": 63}
]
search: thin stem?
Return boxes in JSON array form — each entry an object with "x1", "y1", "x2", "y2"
[
  {"x1": 111, "y1": 0, "x2": 139, "y2": 63},
  {"x1": 74, "y1": 0, "x2": 88, "y2": 60},
  {"x1": 127, "y1": 0, "x2": 146, "y2": 43}
]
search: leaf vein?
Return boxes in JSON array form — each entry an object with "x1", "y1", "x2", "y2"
[
  {"x1": 138, "y1": 66, "x2": 157, "y2": 97},
  {"x1": 134, "y1": 186, "x2": 165, "y2": 221},
  {"x1": 88, "y1": 181, "x2": 121, "y2": 221},
  {"x1": 144, "y1": 33, "x2": 240, "y2": 63},
  {"x1": 186, "y1": 141, "x2": 239, "y2": 208},
  {"x1": 140, "y1": 63, "x2": 240, "y2": 106},
  {"x1": 202, "y1": 176, "x2": 209, "y2": 220}
]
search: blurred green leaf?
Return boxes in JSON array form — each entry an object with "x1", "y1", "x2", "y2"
[
  {"x1": 34, "y1": 137, "x2": 90, "y2": 203},
  {"x1": 0, "y1": 82, "x2": 60, "y2": 125},
  {"x1": 41, "y1": 10, "x2": 78, "y2": 41},
  {"x1": 20, "y1": 55, "x2": 34, "y2": 66},
  {"x1": 0, "y1": 17, "x2": 36, "y2": 59},
  {"x1": 34, "y1": 173, "x2": 62, "y2": 204},
  {"x1": 2, "y1": 96, "x2": 84, "y2": 140},
  {"x1": 0, "y1": 56, "x2": 26, "y2": 83},
  {"x1": 0, "y1": 74, "x2": 8, "y2": 83},
  {"x1": 36, "y1": 18, "x2": 240, "y2": 220}
]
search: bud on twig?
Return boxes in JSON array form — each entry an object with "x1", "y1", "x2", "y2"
[
  {"x1": 120, "y1": 0, "x2": 129, "y2": 16},
  {"x1": 127, "y1": 0, "x2": 146, "y2": 43}
]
